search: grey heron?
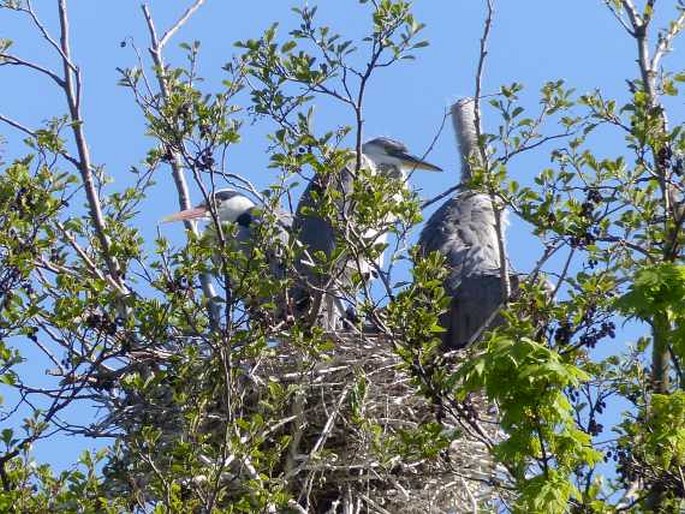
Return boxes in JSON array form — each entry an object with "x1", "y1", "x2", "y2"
[
  {"x1": 163, "y1": 188, "x2": 293, "y2": 319},
  {"x1": 418, "y1": 99, "x2": 510, "y2": 349},
  {"x1": 293, "y1": 137, "x2": 442, "y2": 330}
]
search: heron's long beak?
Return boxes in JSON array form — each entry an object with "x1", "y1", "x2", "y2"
[
  {"x1": 398, "y1": 152, "x2": 443, "y2": 172},
  {"x1": 161, "y1": 206, "x2": 209, "y2": 223}
]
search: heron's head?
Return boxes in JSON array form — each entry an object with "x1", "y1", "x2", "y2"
[
  {"x1": 162, "y1": 189, "x2": 256, "y2": 225},
  {"x1": 361, "y1": 137, "x2": 442, "y2": 178}
]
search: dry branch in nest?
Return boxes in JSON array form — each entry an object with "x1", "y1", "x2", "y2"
[
  {"x1": 249, "y1": 332, "x2": 510, "y2": 513},
  {"x1": 96, "y1": 330, "x2": 511, "y2": 513}
]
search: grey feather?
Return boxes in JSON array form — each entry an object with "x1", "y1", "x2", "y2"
[
  {"x1": 419, "y1": 192, "x2": 502, "y2": 291},
  {"x1": 365, "y1": 136, "x2": 410, "y2": 156},
  {"x1": 418, "y1": 99, "x2": 509, "y2": 349},
  {"x1": 291, "y1": 161, "x2": 358, "y2": 330},
  {"x1": 293, "y1": 137, "x2": 440, "y2": 330}
]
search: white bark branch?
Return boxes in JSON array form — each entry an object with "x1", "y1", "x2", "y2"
[
  {"x1": 159, "y1": 0, "x2": 206, "y2": 49},
  {"x1": 474, "y1": 0, "x2": 493, "y2": 165},
  {"x1": 57, "y1": 0, "x2": 123, "y2": 288},
  {"x1": 140, "y1": 2, "x2": 219, "y2": 324}
]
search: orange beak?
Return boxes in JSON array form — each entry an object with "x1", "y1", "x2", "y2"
[{"x1": 161, "y1": 206, "x2": 209, "y2": 223}]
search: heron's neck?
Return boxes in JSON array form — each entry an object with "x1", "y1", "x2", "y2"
[
  {"x1": 373, "y1": 162, "x2": 406, "y2": 181},
  {"x1": 217, "y1": 196, "x2": 256, "y2": 223}
]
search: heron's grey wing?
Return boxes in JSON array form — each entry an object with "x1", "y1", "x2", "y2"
[
  {"x1": 291, "y1": 165, "x2": 355, "y2": 329},
  {"x1": 419, "y1": 192, "x2": 507, "y2": 349},
  {"x1": 419, "y1": 192, "x2": 501, "y2": 294},
  {"x1": 293, "y1": 182, "x2": 336, "y2": 262},
  {"x1": 441, "y1": 275, "x2": 511, "y2": 349}
]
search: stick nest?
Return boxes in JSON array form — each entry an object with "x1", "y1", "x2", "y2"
[
  {"x1": 101, "y1": 331, "x2": 508, "y2": 513},
  {"x1": 252, "y1": 332, "x2": 507, "y2": 513}
]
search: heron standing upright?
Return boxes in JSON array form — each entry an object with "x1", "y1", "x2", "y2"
[
  {"x1": 418, "y1": 99, "x2": 511, "y2": 349},
  {"x1": 293, "y1": 137, "x2": 442, "y2": 330},
  {"x1": 163, "y1": 188, "x2": 293, "y2": 319}
]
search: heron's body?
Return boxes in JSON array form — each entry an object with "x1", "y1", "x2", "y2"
[
  {"x1": 419, "y1": 192, "x2": 502, "y2": 290},
  {"x1": 418, "y1": 99, "x2": 510, "y2": 349},
  {"x1": 293, "y1": 158, "x2": 358, "y2": 329},
  {"x1": 419, "y1": 191, "x2": 508, "y2": 348},
  {"x1": 293, "y1": 138, "x2": 441, "y2": 330},
  {"x1": 163, "y1": 189, "x2": 293, "y2": 317}
]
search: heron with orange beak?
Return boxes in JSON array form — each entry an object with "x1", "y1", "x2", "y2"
[{"x1": 163, "y1": 189, "x2": 293, "y2": 319}]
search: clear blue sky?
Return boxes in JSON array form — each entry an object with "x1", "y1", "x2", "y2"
[{"x1": 0, "y1": 1, "x2": 669, "y2": 472}]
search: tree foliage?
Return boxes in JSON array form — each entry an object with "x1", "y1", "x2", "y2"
[{"x1": 0, "y1": 0, "x2": 685, "y2": 512}]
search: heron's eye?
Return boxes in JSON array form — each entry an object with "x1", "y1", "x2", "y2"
[{"x1": 214, "y1": 190, "x2": 241, "y2": 205}]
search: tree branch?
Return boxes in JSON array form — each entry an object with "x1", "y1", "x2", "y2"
[
  {"x1": 159, "y1": 0, "x2": 206, "y2": 50},
  {"x1": 474, "y1": 0, "x2": 493, "y2": 165},
  {"x1": 141, "y1": 4, "x2": 194, "y2": 213},
  {"x1": 652, "y1": 6, "x2": 685, "y2": 72},
  {"x1": 0, "y1": 52, "x2": 66, "y2": 87},
  {"x1": 140, "y1": 2, "x2": 219, "y2": 324},
  {"x1": 21, "y1": 0, "x2": 76, "y2": 71},
  {"x1": 603, "y1": 1, "x2": 637, "y2": 35},
  {"x1": 0, "y1": 112, "x2": 81, "y2": 168},
  {"x1": 57, "y1": 0, "x2": 122, "y2": 287}
]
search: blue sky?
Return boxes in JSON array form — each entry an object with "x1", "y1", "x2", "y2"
[
  {"x1": 2, "y1": 1, "x2": 645, "y2": 265},
  {"x1": 0, "y1": 1, "x2": 666, "y2": 472}
]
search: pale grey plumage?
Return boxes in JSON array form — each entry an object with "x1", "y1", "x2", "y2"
[
  {"x1": 293, "y1": 138, "x2": 442, "y2": 330},
  {"x1": 164, "y1": 189, "x2": 293, "y2": 317},
  {"x1": 418, "y1": 99, "x2": 509, "y2": 349}
]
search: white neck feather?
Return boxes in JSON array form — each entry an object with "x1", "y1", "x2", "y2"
[{"x1": 217, "y1": 195, "x2": 255, "y2": 223}]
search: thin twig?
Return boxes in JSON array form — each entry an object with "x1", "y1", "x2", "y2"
[
  {"x1": 0, "y1": 113, "x2": 37, "y2": 138},
  {"x1": 473, "y1": 0, "x2": 493, "y2": 165},
  {"x1": 551, "y1": 247, "x2": 575, "y2": 300},
  {"x1": 21, "y1": 0, "x2": 76, "y2": 70},
  {"x1": 159, "y1": 0, "x2": 206, "y2": 49},
  {"x1": 0, "y1": 112, "x2": 81, "y2": 168},
  {"x1": 0, "y1": 53, "x2": 66, "y2": 87},
  {"x1": 421, "y1": 184, "x2": 463, "y2": 209}
]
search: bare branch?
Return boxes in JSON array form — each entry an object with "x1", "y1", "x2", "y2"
[
  {"x1": 0, "y1": 112, "x2": 36, "y2": 138},
  {"x1": 140, "y1": 2, "x2": 219, "y2": 324},
  {"x1": 141, "y1": 2, "x2": 195, "y2": 214},
  {"x1": 620, "y1": 0, "x2": 642, "y2": 27},
  {"x1": 57, "y1": 0, "x2": 123, "y2": 287},
  {"x1": 19, "y1": 0, "x2": 76, "y2": 71},
  {"x1": 159, "y1": 0, "x2": 206, "y2": 49},
  {"x1": 0, "y1": 53, "x2": 65, "y2": 87},
  {"x1": 474, "y1": 0, "x2": 493, "y2": 165},
  {"x1": 652, "y1": 7, "x2": 685, "y2": 71},
  {"x1": 602, "y1": 1, "x2": 636, "y2": 35},
  {"x1": 494, "y1": 132, "x2": 574, "y2": 165},
  {"x1": 421, "y1": 184, "x2": 462, "y2": 209}
]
